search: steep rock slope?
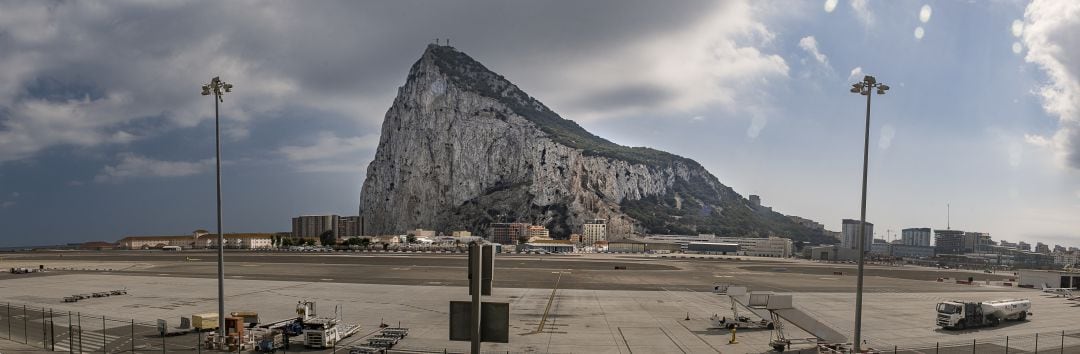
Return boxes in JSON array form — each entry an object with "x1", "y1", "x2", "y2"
[{"x1": 359, "y1": 45, "x2": 833, "y2": 244}]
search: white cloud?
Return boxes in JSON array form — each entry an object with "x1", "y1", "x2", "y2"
[
  {"x1": 10, "y1": 192, "x2": 18, "y2": 198},
  {"x1": 1012, "y1": 42, "x2": 1023, "y2": 54},
  {"x1": 0, "y1": 201, "x2": 13, "y2": 208},
  {"x1": 1021, "y1": 1, "x2": 1080, "y2": 169},
  {"x1": 848, "y1": 67, "x2": 865, "y2": 82},
  {"x1": 824, "y1": 0, "x2": 838, "y2": 13},
  {"x1": 543, "y1": 1, "x2": 789, "y2": 121},
  {"x1": 278, "y1": 132, "x2": 379, "y2": 172},
  {"x1": 850, "y1": 0, "x2": 874, "y2": 27},
  {"x1": 919, "y1": 5, "x2": 932, "y2": 23},
  {"x1": 94, "y1": 153, "x2": 214, "y2": 183},
  {"x1": 1025, "y1": 133, "x2": 1052, "y2": 147},
  {"x1": 914, "y1": 27, "x2": 925, "y2": 40},
  {"x1": 798, "y1": 36, "x2": 828, "y2": 65},
  {"x1": 690, "y1": 115, "x2": 705, "y2": 122},
  {"x1": 878, "y1": 124, "x2": 895, "y2": 150}
]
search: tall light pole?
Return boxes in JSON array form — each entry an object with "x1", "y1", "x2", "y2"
[
  {"x1": 849, "y1": 75, "x2": 888, "y2": 352},
  {"x1": 201, "y1": 77, "x2": 233, "y2": 340}
]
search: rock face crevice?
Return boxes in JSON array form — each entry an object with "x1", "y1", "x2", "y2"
[{"x1": 359, "y1": 45, "x2": 832, "y2": 244}]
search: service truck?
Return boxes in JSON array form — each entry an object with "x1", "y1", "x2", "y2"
[{"x1": 936, "y1": 299, "x2": 1030, "y2": 330}]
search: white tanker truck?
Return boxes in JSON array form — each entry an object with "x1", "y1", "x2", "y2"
[{"x1": 936, "y1": 299, "x2": 1031, "y2": 330}]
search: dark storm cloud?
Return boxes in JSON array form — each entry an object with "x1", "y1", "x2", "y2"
[{"x1": 0, "y1": 0, "x2": 729, "y2": 162}]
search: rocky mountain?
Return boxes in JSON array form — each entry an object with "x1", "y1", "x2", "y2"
[{"x1": 359, "y1": 44, "x2": 835, "y2": 245}]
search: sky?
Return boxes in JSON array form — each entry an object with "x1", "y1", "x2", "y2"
[{"x1": 0, "y1": 0, "x2": 1078, "y2": 248}]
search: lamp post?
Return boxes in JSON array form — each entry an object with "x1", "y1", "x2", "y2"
[
  {"x1": 849, "y1": 75, "x2": 888, "y2": 352},
  {"x1": 201, "y1": 77, "x2": 233, "y2": 340}
]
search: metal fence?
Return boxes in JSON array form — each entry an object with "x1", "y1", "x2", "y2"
[
  {"x1": 882, "y1": 329, "x2": 1080, "y2": 354},
  {"x1": 787, "y1": 329, "x2": 1080, "y2": 354},
  {"x1": 0, "y1": 302, "x2": 201, "y2": 353}
]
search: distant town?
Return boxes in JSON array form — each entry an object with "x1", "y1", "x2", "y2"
[{"x1": 30, "y1": 208, "x2": 1080, "y2": 272}]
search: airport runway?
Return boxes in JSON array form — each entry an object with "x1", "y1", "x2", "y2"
[{"x1": 1, "y1": 251, "x2": 1009, "y2": 293}]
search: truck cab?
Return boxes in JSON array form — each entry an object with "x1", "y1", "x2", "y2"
[{"x1": 936, "y1": 301, "x2": 979, "y2": 329}]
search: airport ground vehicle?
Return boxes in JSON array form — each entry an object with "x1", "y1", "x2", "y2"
[{"x1": 935, "y1": 299, "x2": 1030, "y2": 330}]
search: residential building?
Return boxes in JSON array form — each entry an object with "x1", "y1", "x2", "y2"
[
  {"x1": 1054, "y1": 245, "x2": 1067, "y2": 253},
  {"x1": 451, "y1": 230, "x2": 472, "y2": 237},
  {"x1": 962, "y1": 232, "x2": 994, "y2": 253},
  {"x1": 582, "y1": 219, "x2": 608, "y2": 245},
  {"x1": 569, "y1": 234, "x2": 581, "y2": 244},
  {"x1": 935, "y1": 229, "x2": 965, "y2": 255},
  {"x1": 527, "y1": 225, "x2": 550, "y2": 240},
  {"x1": 901, "y1": 228, "x2": 932, "y2": 247},
  {"x1": 1036, "y1": 242, "x2": 1051, "y2": 254},
  {"x1": 999, "y1": 240, "x2": 1018, "y2": 249},
  {"x1": 489, "y1": 223, "x2": 529, "y2": 245},
  {"x1": 292, "y1": 215, "x2": 339, "y2": 239},
  {"x1": 749, "y1": 195, "x2": 761, "y2": 207},
  {"x1": 1054, "y1": 252, "x2": 1079, "y2": 267},
  {"x1": 841, "y1": 219, "x2": 874, "y2": 251},
  {"x1": 338, "y1": 216, "x2": 363, "y2": 237},
  {"x1": 1018, "y1": 241, "x2": 1032, "y2": 251}
]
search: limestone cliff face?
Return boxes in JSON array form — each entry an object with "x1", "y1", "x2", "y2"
[{"x1": 359, "y1": 45, "x2": 832, "y2": 243}]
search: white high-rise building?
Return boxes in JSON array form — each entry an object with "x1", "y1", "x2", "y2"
[
  {"x1": 582, "y1": 219, "x2": 607, "y2": 245},
  {"x1": 901, "y1": 228, "x2": 932, "y2": 247},
  {"x1": 841, "y1": 219, "x2": 874, "y2": 251}
]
